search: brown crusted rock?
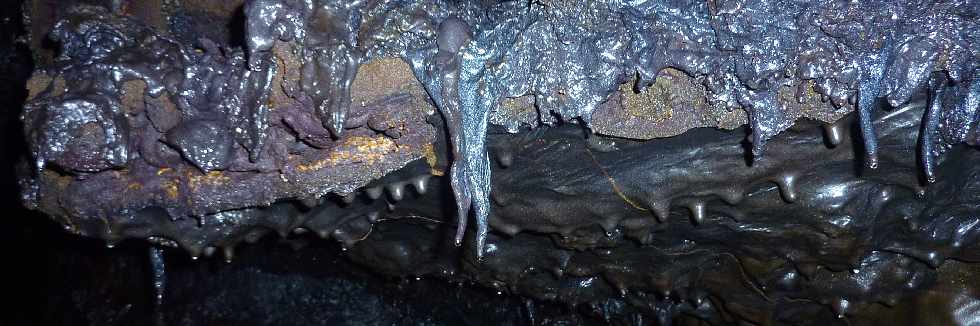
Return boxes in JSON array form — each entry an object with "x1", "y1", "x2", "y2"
[
  {"x1": 491, "y1": 68, "x2": 853, "y2": 140},
  {"x1": 19, "y1": 2, "x2": 442, "y2": 228},
  {"x1": 595, "y1": 69, "x2": 852, "y2": 140}
]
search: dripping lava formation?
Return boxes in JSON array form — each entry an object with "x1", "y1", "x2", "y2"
[{"x1": 9, "y1": 0, "x2": 980, "y2": 324}]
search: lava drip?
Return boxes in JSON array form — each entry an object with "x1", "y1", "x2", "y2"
[
  {"x1": 244, "y1": 0, "x2": 365, "y2": 138},
  {"x1": 411, "y1": 16, "x2": 495, "y2": 258},
  {"x1": 922, "y1": 72, "x2": 980, "y2": 182},
  {"x1": 149, "y1": 246, "x2": 166, "y2": 326},
  {"x1": 854, "y1": 37, "x2": 895, "y2": 170},
  {"x1": 921, "y1": 74, "x2": 948, "y2": 183}
]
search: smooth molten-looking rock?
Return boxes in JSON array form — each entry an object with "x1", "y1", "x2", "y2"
[{"x1": 15, "y1": 0, "x2": 980, "y2": 324}]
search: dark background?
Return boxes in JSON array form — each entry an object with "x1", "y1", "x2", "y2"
[{"x1": 1, "y1": 0, "x2": 46, "y2": 323}]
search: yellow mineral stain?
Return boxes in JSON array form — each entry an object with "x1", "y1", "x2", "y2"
[
  {"x1": 422, "y1": 143, "x2": 444, "y2": 176},
  {"x1": 188, "y1": 171, "x2": 231, "y2": 191},
  {"x1": 162, "y1": 180, "x2": 180, "y2": 199},
  {"x1": 296, "y1": 136, "x2": 398, "y2": 172}
]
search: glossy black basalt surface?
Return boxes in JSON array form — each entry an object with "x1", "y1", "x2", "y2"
[
  {"x1": 8, "y1": 0, "x2": 980, "y2": 325},
  {"x1": 337, "y1": 102, "x2": 980, "y2": 324},
  {"x1": 16, "y1": 105, "x2": 980, "y2": 325}
]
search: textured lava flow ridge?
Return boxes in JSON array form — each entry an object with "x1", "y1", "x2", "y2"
[{"x1": 16, "y1": 0, "x2": 980, "y2": 324}]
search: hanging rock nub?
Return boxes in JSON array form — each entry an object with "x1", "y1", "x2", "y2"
[
  {"x1": 617, "y1": 286, "x2": 628, "y2": 298},
  {"x1": 647, "y1": 199, "x2": 670, "y2": 223},
  {"x1": 222, "y1": 246, "x2": 235, "y2": 263},
  {"x1": 105, "y1": 220, "x2": 119, "y2": 239},
  {"x1": 718, "y1": 187, "x2": 744, "y2": 205},
  {"x1": 600, "y1": 216, "x2": 620, "y2": 236},
  {"x1": 494, "y1": 147, "x2": 514, "y2": 168},
  {"x1": 340, "y1": 239, "x2": 358, "y2": 250},
  {"x1": 749, "y1": 128, "x2": 767, "y2": 161},
  {"x1": 298, "y1": 196, "x2": 320, "y2": 209},
  {"x1": 316, "y1": 229, "x2": 332, "y2": 239},
  {"x1": 186, "y1": 244, "x2": 203, "y2": 260},
  {"x1": 331, "y1": 228, "x2": 347, "y2": 241},
  {"x1": 831, "y1": 297, "x2": 849, "y2": 318},
  {"x1": 822, "y1": 122, "x2": 844, "y2": 148},
  {"x1": 687, "y1": 201, "x2": 706, "y2": 225},
  {"x1": 488, "y1": 221, "x2": 516, "y2": 236},
  {"x1": 364, "y1": 186, "x2": 383, "y2": 200},
  {"x1": 773, "y1": 174, "x2": 798, "y2": 203},
  {"x1": 386, "y1": 182, "x2": 405, "y2": 201},
  {"x1": 865, "y1": 150, "x2": 880, "y2": 170},
  {"x1": 795, "y1": 262, "x2": 819, "y2": 280},
  {"x1": 332, "y1": 227, "x2": 361, "y2": 250},
  {"x1": 366, "y1": 211, "x2": 380, "y2": 223},
  {"x1": 341, "y1": 193, "x2": 356, "y2": 205},
  {"x1": 411, "y1": 175, "x2": 430, "y2": 195}
]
